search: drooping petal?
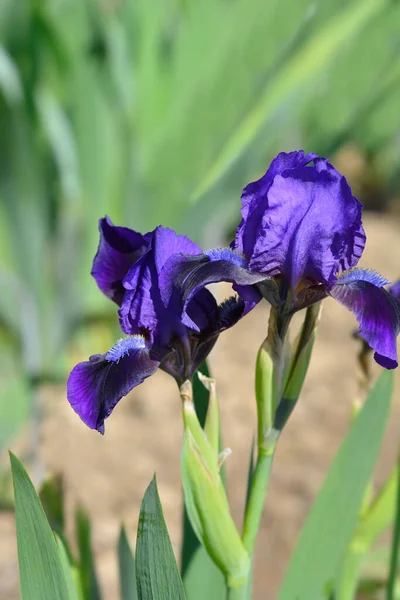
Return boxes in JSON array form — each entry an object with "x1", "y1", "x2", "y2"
[
  {"x1": 330, "y1": 268, "x2": 400, "y2": 369},
  {"x1": 91, "y1": 216, "x2": 151, "y2": 305},
  {"x1": 67, "y1": 336, "x2": 160, "y2": 433},
  {"x1": 235, "y1": 152, "x2": 366, "y2": 287},
  {"x1": 159, "y1": 248, "x2": 278, "y2": 331},
  {"x1": 119, "y1": 226, "x2": 202, "y2": 337}
]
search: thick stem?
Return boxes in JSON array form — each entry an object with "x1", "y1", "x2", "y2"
[{"x1": 241, "y1": 449, "x2": 275, "y2": 554}]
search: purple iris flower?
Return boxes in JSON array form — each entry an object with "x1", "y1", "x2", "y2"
[
  {"x1": 168, "y1": 151, "x2": 400, "y2": 369},
  {"x1": 68, "y1": 217, "x2": 248, "y2": 433}
]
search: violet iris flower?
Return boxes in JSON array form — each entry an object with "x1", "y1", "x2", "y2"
[
  {"x1": 67, "y1": 218, "x2": 251, "y2": 433},
  {"x1": 166, "y1": 151, "x2": 400, "y2": 369}
]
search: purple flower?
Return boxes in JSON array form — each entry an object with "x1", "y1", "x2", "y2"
[
  {"x1": 67, "y1": 218, "x2": 247, "y2": 433},
  {"x1": 172, "y1": 151, "x2": 400, "y2": 369}
]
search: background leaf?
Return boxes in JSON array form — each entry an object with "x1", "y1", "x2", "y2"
[
  {"x1": 75, "y1": 506, "x2": 102, "y2": 600},
  {"x1": 278, "y1": 370, "x2": 394, "y2": 600},
  {"x1": 118, "y1": 526, "x2": 138, "y2": 600}
]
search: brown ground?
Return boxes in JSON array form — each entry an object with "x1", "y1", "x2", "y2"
[{"x1": 1, "y1": 213, "x2": 400, "y2": 600}]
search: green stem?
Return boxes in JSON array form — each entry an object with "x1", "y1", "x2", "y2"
[
  {"x1": 387, "y1": 459, "x2": 400, "y2": 600},
  {"x1": 226, "y1": 582, "x2": 248, "y2": 600},
  {"x1": 241, "y1": 449, "x2": 275, "y2": 554}
]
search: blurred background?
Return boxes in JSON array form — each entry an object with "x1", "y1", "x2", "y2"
[{"x1": 1, "y1": 0, "x2": 400, "y2": 598}]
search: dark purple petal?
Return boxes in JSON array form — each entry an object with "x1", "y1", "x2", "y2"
[
  {"x1": 159, "y1": 248, "x2": 276, "y2": 331},
  {"x1": 119, "y1": 226, "x2": 202, "y2": 338},
  {"x1": 235, "y1": 152, "x2": 366, "y2": 287},
  {"x1": 235, "y1": 151, "x2": 317, "y2": 257},
  {"x1": 330, "y1": 268, "x2": 400, "y2": 369},
  {"x1": 67, "y1": 336, "x2": 159, "y2": 433},
  {"x1": 91, "y1": 217, "x2": 151, "y2": 305}
]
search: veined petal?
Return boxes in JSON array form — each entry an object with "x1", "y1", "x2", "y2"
[
  {"x1": 235, "y1": 152, "x2": 365, "y2": 287},
  {"x1": 91, "y1": 216, "x2": 151, "y2": 305},
  {"x1": 159, "y1": 248, "x2": 275, "y2": 331},
  {"x1": 67, "y1": 336, "x2": 159, "y2": 433},
  {"x1": 330, "y1": 268, "x2": 400, "y2": 369},
  {"x1": 119, "y1": 226, "x2": 202, "y2": 336},
  {"x1": 236, "y1": 151, "x2": 318, "y2": 257}
]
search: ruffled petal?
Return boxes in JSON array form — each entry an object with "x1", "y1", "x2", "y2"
[
  {"x1": 159, "y1": 248, "x2": 277, "y2": 331},
  {"x1": 236, "y1": 151, "x2": 318, "y2": 257},
  {"x1": 119, "y1": 226, "x2": 202, "y2": 337},
  {"x1": 235, "y1": 152, "x2": 366, "y2": 287},
  {"x1": 330, "y1": 268, "x2": 400, "y2": 369},
  {"x1": 91, "y1": 216, "x2": 151, "y2": 305},
  {"x1": 67, "y1": 336, "x2": 160, "y2": 433}
]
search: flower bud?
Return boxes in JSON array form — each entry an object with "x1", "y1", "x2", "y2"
[{"x1": 181, "y1": 430, "x2": 250, "y2": 588}]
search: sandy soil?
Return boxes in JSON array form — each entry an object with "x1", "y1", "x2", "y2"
[{"x1": 1, "y1": 213, "x2": 400, "y2": 600}]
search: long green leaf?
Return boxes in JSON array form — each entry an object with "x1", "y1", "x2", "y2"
[
  {"x1": 278, "y1": 370, "x2": 393, "y2": 600},
  {"x1": 55, "y1": 534, "x2": 81, "y2": 600},
  {"x1": 118, "y1": 526, "x2": 137, "y2": 600},
  {"x1": 75, "y1": 506, "x2": 102, "y2": 600},
  {"x1": 10, "y1": 451, "x2": 71, "y2": 600},
  {"x1": 136, "y1": 476, "x2": 186, "y2": 600}
]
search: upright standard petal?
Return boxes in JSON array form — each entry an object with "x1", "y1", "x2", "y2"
[
  {"x1": 91, "y1": 217, "x2": 151, "y2": 305},
  {"x1": 330, "y1": 268, "x2": 400, "y2": 369},
  {"x1": 67, "y1": 336, "x2": 160, "y2": 433},
  {"x1": 235, "y1": 151, "x2": 317, "y2": 257},
  {"x1": 235, "y1": 152, "x2": 365, "y2": 287},
  {"x1": 119, "y1": 226, "x2": 202, "y2": 337}
]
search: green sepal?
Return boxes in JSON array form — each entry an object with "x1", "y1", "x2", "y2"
[{"x1": 181, "y1": 430, "x2": 250, "y2": 588}]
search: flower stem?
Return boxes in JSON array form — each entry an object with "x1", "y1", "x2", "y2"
[
  {"x1": 241, "y1": 448, "x2": 275, "y2": 555},
  {"x1": 226, "y1": 581, "x2": 248, "y2": 600}
]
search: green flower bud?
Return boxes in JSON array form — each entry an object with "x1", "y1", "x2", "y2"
[{"x1": 181, "y1": 430, "x2": 250, "y2": 588}]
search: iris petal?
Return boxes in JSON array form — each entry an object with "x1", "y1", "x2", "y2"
[
  {"x1": 235, "y1": 152, "x2": 365, "y2": 287},
  {"x1": 91, "y1": 216, "x2": 151, "y2": 305},
  {"x1": 330, "y1": 269, "x2": 400, "y2": 369},
  {"x1": 119, "y1": 226, "x2": 202, "y2": 336},
  {"x1": 67, "y1": 336, "x2": 159, "y2": 433},
  {"x1": 159, "y1": 248, "x2": 277, "y2": 331}
]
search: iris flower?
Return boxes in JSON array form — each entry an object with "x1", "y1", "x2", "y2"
[
  {"x1": 67, "y1": 218, "x2": 253, "y2": 433},
  {"x1": 167, "y1": 151, "x2": 400, "y2": 370}
]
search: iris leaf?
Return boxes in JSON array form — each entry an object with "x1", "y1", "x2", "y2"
[
  {"x1": 278, "y1": 370, "x2": 393, "y2": 600},
  {"x1": 118, "y1": 526, "x2": 138, "y2": 600},
  {"x1": 10, "y1": 451, "x2": 71, "y2": 600},
  {"x1": 135, "y1": 476, "x2": 186, "y2": 600}
]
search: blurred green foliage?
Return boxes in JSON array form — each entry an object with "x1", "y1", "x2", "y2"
[{"x1": 0, "y1": 0, "x2": 400, "y2": 447}]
